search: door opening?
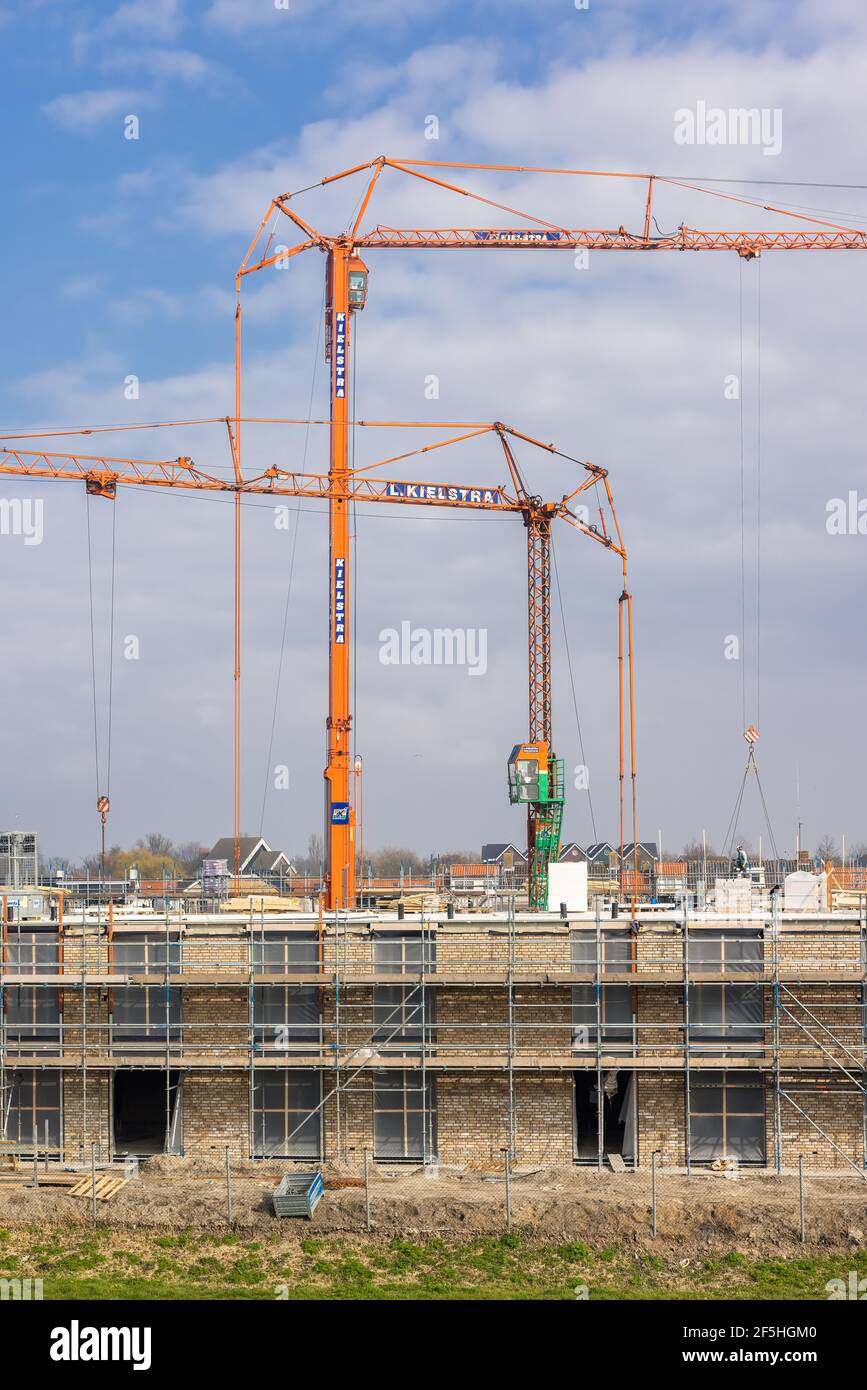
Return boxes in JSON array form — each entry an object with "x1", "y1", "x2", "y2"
[
  {"x1": 113, "y1": 1070, "x2": 182, "y2": 1156},
  {"x1": 573, "y1": 1071, "x2": 635, "y2": 1165}
]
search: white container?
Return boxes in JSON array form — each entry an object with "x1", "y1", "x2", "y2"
[
  {"x1": 783, "y1": 870, "x2": 821, "y2": 912},
  {"x1": 547, "y1": 861, "x2": 588, "y2": 913}
]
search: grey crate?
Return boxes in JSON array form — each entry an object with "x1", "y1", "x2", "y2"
[{"x1": 272, "y1": 1170, "x2": 324, "y2": 1219}]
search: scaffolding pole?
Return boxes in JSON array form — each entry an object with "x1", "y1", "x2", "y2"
[
  {"x1": 0, "y1": 897, "x2": 6, "y2": 1142},
  {"x1": 683, "y1": 905, "x2": 692, "y2": 1174},
  {"x1": 333, "y1": 908, "x2": 342, "y2": 1163},
  {"x1": 247, "y1": 914, "x2": 255, "y2": 1159},
  {"x1": 421, "y1": 907, "x2": 429, "y2": 1165},
  {"x1": 164, "y1": 902, "x2": 171, "y2": 1156},
  {"x1": 595, "y1": 900, "x2": 603, "y2": 1170}
]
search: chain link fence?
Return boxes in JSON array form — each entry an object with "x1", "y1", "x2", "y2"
[
  {"x1": 333, "y1": 1152, "x2": 867, "y2": 1244},
  {"x1": 5, "y1": 1131, "x2": 867, "y2": 1246}
]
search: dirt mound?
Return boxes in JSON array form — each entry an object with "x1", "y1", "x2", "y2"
[
  {"x1": 142, "y1": 1154, "x2": 284, "y2": 1179},
  {"x1": 1, "y1": 1167, "x2": 864, "y2": 1259}
]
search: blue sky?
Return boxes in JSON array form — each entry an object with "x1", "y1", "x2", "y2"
[{"x1": 2, "y1": 0, "x2": 867, "y2": 864}]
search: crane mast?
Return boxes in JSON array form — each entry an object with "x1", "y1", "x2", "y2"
[
  {"x1": 324, "y1": 243, "x2": 355, "y2": 909},
  {"x1": 526, "y1": 505, "x2": 553, "y2": 747},
  {"x1": 523, "y1": 503, "x2": 562, "y2": 909}
]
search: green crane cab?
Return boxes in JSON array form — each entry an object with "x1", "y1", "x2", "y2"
[
  {"x1": 508, "y1": 742, "x2": 554, "y2": 804},
  {"x1": 508, "y1": 742, "x2": 565, "y2": 909}
]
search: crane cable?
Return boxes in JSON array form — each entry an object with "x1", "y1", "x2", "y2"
[
  {"x1": 551, "y1": 537, "x2": 599, "y2": 844},
  {"x1": 756, "y1": 255, "x2": 762, "y2": 732},
  {"x1": 85, "y1": 489, "x2": 117, "y2": 886},
  {"x1": 738, "y1": 258, "x2": 747, "y2": 732},
  {"x1": 258, "y1": 281, "x2": 325, "y2": 836},
  {"x1": 737, "y1": 256, "x2": 764, "y2": 742},
  {"x1": 724, "y1": 257, "x2": 778, "y2": 866},
  {"x1": 722, "y1": 745, "x2": 780, "y2": 866}
]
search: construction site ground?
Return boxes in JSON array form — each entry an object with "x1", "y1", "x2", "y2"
[{"x1": 1, "y1": 1158, "x2": 866, "y2": 1298}]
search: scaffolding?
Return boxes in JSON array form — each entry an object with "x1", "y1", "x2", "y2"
[
  {"x1": 1, "y1": 891, "x2": 866, "y2": 1172},
  {"x1": 0, "y1": 832, "x2": 38, "y2": 889}
]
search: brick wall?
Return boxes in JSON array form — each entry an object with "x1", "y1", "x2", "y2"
[
  {"x1": 183, "y1": 1073, "x2": 249, "y2": 1158},
  {"x1": 637, "y1": 1073, "x2": 684, "y2": 1164},
  {"x1": 4, "y1": 914, "x2": 866, "y2": 1169}
]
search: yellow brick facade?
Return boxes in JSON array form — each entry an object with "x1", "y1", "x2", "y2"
[{"x1": 1, "y1": 911, "x2": 865, "y2": 1170}]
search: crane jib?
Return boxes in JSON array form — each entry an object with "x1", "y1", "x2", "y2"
[
  {"x1": 385, "y1": 481, "x2": 503, "y2": 505},
  {"x1": 473, "y1": 230, "x2": 563, "y2": 243}
]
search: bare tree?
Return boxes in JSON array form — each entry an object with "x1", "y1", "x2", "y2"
[
  {"x1": 681, "y1": 838, "x2": 717, "y2": 861},
  {"x1": 174, "y1": 841, "x2": 208, "y2": 875},
  {"x1": 815, "y1": 834, "x2": 838, "y2": 864},
  {"x1": 139, "y1": 833, "x2": 174, "y2": 857},
  {"x1": 371, "y1": 846, "x2": 425, "y2": 877},
  {"x1": 294, "y1": 834, "x2": 324, "y2": 874},
  {"x1": 42, "y1": 853, "x2": 73, "y2": 879}
]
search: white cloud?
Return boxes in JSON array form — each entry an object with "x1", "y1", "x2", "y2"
[
  {"x1": 102, "y1": 47, "x2": 220, "y2": 85},
  {"x1": 204, "y1": 0, "x2": 433, "y2": 35},
  {"x1": 42, "y1": 88, "x2": 149, "y2": 131},
  {"x1": 11, "y1": 8, "x2": 867, "y2": 856},
  {"x1": 203, "y1": 0, "x2": 299, "y2": 33},
  {"x1": 59, "y1": 273, "x2": 106, "y2": 303},
  {"x1": 100, "y1": 0, "x2": 184, "y2": 41}
]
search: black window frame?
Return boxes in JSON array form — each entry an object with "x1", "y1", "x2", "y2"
[
  {"x1": 688, "y1": 1069, "x2": 766, "y2": 1164},
  {"x1": 372, "y1": 935, "x2": 436, "y2": 1049},
  {"x1": 372, "y1": 1070, "x2": 437, "y2": 1162},
  {"x1": 251, "y1": 1069, "x2": 321, "y2": 1159},
  {"x1": 3, "y1": 1069, "x2": 61, "y2": 1149},
  {"x1": 251, "y1": 931, "x2": 319, "y2": 976},
  {"x1": 571, "y1": 928, "x2": 633, "y2": 975},
  {"x1": 111, "y1": 933, "x2": 182, "y2": 1046},
  {"x1": 571, "y1": 984, "x2": 634, "y2": 1051},
  {"x1": 252, "y1": 984, "x2": 322, "y2": 1052},
  {"x1": 3, "y1": 928, "x2": 61, "y2": 1047}
]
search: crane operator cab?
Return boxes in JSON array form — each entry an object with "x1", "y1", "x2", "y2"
[
  {"x1": 348, "y1": 257, "x2": 369, "y2": 311},
  {"x1": 507, "y1": 742, "x2": 552, "y2": 805}
]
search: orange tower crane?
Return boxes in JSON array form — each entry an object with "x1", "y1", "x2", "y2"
[
  {"x1": 0, "y1": 424, "x2": 627, "y2": 906},
  {"x1": 235, "y1": 158, "x2": 867, "y2": 908}
]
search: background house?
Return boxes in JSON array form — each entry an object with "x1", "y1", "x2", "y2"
[
  {"x1": 481, "y1": 843, "x2": 527, "y2": 869},
  {"x1": 558, "y1": 842, "x2": 588, "y2": 863},
  {"x1": 205, "y1": 837, "x2": 296, "y2": 882}
]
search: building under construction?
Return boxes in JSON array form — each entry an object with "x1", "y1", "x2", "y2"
[
  {"x1": 3, "y1": 163, "x2": 867, "y2": 1175},
  {"x1": 2, "y1": 881, "x2": 866, "y2": 1173}
]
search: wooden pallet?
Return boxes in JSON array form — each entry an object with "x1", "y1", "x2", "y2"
[
  {"x1": 0, "y1": 1171, "x2": 80, "y2": 1188},
  {"x1": 68, "y1": 1174, "x2": 128, "y2": 1202}
]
